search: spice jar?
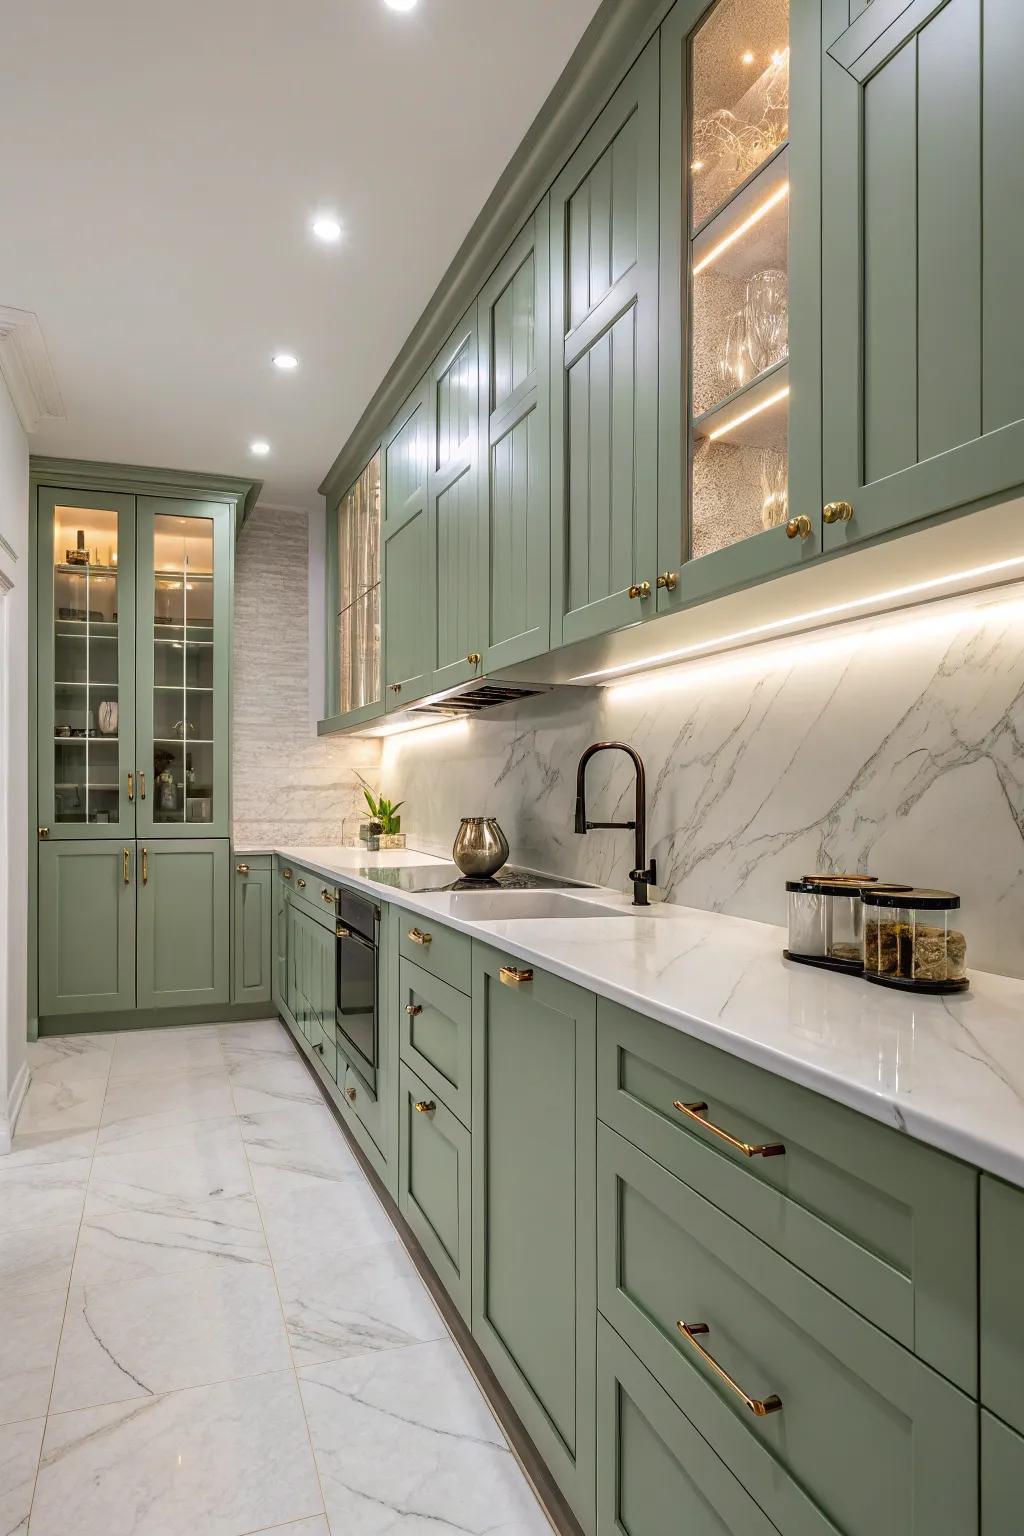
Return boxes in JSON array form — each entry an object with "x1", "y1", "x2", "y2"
[
  {"x1": 785, "y1": 874, "x2": 879, "y2": 973},
  {"x1": 862, "y1": 888, "x2": 969, "y2": 993}
]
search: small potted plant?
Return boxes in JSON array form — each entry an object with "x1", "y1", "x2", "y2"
[{"x1": 355, "y1": 773, "x2": 406, "y2": 850}]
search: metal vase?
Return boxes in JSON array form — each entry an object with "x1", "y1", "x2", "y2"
[{"x1": 452, "y1": 817, "x2": 510, "y2": 878}]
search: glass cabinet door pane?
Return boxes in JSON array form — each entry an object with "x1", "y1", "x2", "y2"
[
  {"x1": 335, "y1": 451, "x2": 382, "y2": 715},
  {"x1": 151, "y1": 512, "x2": 215, "y2": 826},
  {"x1": 50, "y1": 503, "x2": 125, "y2": 827}
]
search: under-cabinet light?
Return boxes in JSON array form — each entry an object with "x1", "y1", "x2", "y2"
[
  {"x1": 366, "y1": 716, "x2": 469, "y2": 741},
  {"x1": 708, "y1": 384, "x2": 790, "y2": 440},
  {"x1": 692, "y1": 182, "x2": 790, "y2": 274},
  {"x1": 569, "y1": 555, "x2": 1024, "y2": 684}
]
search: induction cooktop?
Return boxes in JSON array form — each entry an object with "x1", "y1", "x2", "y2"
[{"x1": 362, "y1": 863, "x2": 592, "y2": 894}]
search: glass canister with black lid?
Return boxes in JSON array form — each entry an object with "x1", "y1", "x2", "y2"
[
  {"x1": 862, "y1": 888, "x2": 968, "y2": 992},
  {"x1": 785, "y1": 874, "x2": 880, "y2": 973}
]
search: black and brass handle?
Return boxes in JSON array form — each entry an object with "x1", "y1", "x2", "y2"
[
  {"x1": 296, "y1": 878, "x2": 306, "y2": 890},
  {"x1": 628, "y1": 580, "x2": 652, "y2": 600},
  {"x1": 673, "y1": 1101, "x2": 785, "y2": 1159},
  {"x1": 336, "y1": 925, "x2": 351, "y2": 938},
  {"x1": 139, "y1": 770, "x2": 146, "y2": 801},
  {"x1": 499, "y1": 965, "x2": 534, "y2": 987},
  {"x1": 414, "y1": 1100, "x2": 436, "y2": 1114},
  {"x1": 823, "y1": 500, "x2": 854, "y2": 524},
  {"x1": 389, "y1": 682, "x2": 402, "y2": 693},
  {"x1": 656, "y1": 571, "x2": 678, "y2": 592},
  {"x1": 677, "y1": 1322, "x2": 782, "y2": 1416},
  {"x1": 785, "y1": 515, "x2": 812, "y2": 540},
  {"x1": 127, "y1": 771, "x2": 134, "y2": 803},
  {"x1": 314, "y1": 1041, "x2": 324, "y2": 1055},
  {"x1": 123, "y1": 847, "x2": 131, "y2": 884},
  {"x1": 407, "y1": 927, "x2": 432, "y2": 946},
  {"x1": 321, "y1": 888, "x2": 334, "y2": 905},
  {"x1": 467, "y1": 652, "x2": 481, "y2": 665},
  {"x1": 405, "y1": 1003, "x2": 423, "y2": 1016},
  {"x1": 236, "y1": 863, "x2": 250, "y2": 875},
  {"x1": 141, "y1": 847, "x2": 149, "y2": 885}
]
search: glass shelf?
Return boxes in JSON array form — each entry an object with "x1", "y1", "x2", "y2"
[{"x1": 149, "y1": 510, "x2": 217, "y2": 826}]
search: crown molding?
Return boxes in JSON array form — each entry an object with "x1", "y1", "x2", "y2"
[
  {"x1": 29, "y1": 455, "x2": 263, "y2": 536},
  {"x1": 0, "y1": 306, "x2": 64, "y2": 434}
]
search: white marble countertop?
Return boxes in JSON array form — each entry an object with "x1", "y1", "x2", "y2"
[{"x1": 277, "y1": 845, "x2": 1024, "y2": 1186}]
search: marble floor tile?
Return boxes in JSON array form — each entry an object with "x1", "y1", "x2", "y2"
[
  {"x1": 16, "y1": 1076, "x2": 106, "y2": 1135},
  {"x1": 241, "y1": 1520, "x2": 330, "y2": 1536},
  {"x1": 89, "y1": 1132, "x2": 255, "y2": 1207},
  {"x1": 274, "y1": 1238, "x2": 444, "y2": 1368},
  {"x1": 228, "y1": 1057, "x2": 323, "y2": 1117},
  {"x1": 90, "y1": 1111, "x2": 243, "y2": 1159},
  {"x1": 0, "y1": 1157, "x2": 91, "y2": 1235},
  {"x1": 256, "y1": 1176, "x2": 394, "y2": 1263},
  {"x1": 299, "y1": 1340, "x2": 552, "y2": 1536},
  {"x1": 98, "y1": 1066, "x2": 236, "y2": 1143},
  {"x1": 27, "y1": 1034, "x2": 115, "y2": 1084},
  {"x1": 239, "y1": 1102, "x2": 359, "y2": 1186},
  {"x1": 50, "y1": 1265, "x2": 292, "y2": 1413},
  {"x1": 0, "y1": 1287, "x2": 67, "y2": 1428},
  {"x1": 216, "y1": 1019, "x2": 294, "y2": 1058},
  {"x1": 72, "y1": 1186, "x2": 271, "y2": 1288},
  {"x1": 4, "y1": 1125, "x2": 98, "y2": 1169},
  {"x1": 31, "y1": 1372, "x2": 324, "y2": 1536},
  {"x1": 109, "y1": 1028, "x2": 227, "y2": 1084},
  {"x1": 0, "y1": 1223, "x2": 80, "y2": 1293},
  {"x1": 0, "y1": 1417, "x2": 44, "y2": 1536}
]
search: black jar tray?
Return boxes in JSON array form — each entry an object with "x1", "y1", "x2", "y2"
[
  {"x1": 863, "y1": 972, "x2": 970, "y2": 995},
  {"x1": 782, "y1": 949, "x2": 863, "y2": 976}
]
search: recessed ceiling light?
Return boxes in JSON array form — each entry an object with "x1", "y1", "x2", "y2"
[
  {"x1": 273, "y1": 352, "x2": 298, "y2": 370},
  {"x1": 384, "y1": 0, "x2": 418, "y2": 11},
  {"x1": 250, "y1": 440, "x2": 270, "y2": 456},
  {"x1": 311, "y1": 215, "x2": 342, "y2": 243}
]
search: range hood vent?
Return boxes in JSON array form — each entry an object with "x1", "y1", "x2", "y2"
[{"x1": 408, "y1": 679, "x2": 549, "y2": 718}]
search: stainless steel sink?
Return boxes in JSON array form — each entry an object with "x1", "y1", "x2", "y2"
[{"x1": 444, "y1": 890, "x2": 630, "y2": 921}]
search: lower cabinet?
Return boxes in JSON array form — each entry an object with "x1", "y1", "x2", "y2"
[
  {"x1": 597, "y1": 1318, "x2": 781, "y2": 1536},
  {"x1": 233, "y1": 856, "x2": 272, "y2": 1005},
  {"x1": 398, "y1": 1061, "x2": 472, "y2": 1321},
  {"x1": 137, "y1": 840, "x2": 230, "y2": 1010},
  {"x1": 471, "y1": 945, "x2": 597, "y2": 1534},
  {"x1": 38, "y1": 840, "x2": 136, "y2": 1016},
  {"x1": 982, "y1": 1410, "x2": 1024, "y2": 1536}
]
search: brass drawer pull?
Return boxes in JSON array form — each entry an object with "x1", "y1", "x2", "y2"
[
  {"x1": 141, "y1": 847, "x2": 149, "y2": 885},
  {"x1": 656, "y1": 571, "x2": 678, "y2": 592},
  {"x1": 336, "y1": 924, "x2": 351, "y2": 938},
  {"x1": 628, "y1": 580, "x2": 652, "y2": 600},
  {"x1": 407, "y1": 927, "x2": 431, "y2": 946},
  {"x1": 785, "y1": 515, "x2": 812, "y2": 540},
  {"x1": 390, "y1": 682, "x2": 402, "y2": 693},
  {"x1": 139, "y1": 770, "x2": 146, "y2": 801},
  {"x1": 405, "y1": 1003, "x2": 423, "y2": 1016},
  {"x1": 677, "y1": 1322, "x2": 782, "y2": 1417},
  {"x1": 823, "y1": 500, "x2": 854, "y2": 524},
  {"x1": 123, "y1": 847, "x2": 131, "y2": 885},
  {"x1": 673, "y1": 1101, "x2": 785, "y2": 1159},
  {"x1": 467, "y1": 652, "x2": 481, "y2": 665},
  {"x1": 346, "y1": 1085, "x2": 357, "y2": 1102},
  {"x1": 414, "y1": 1100, "x2": 436, "y2": 1114},
  {"x1": 321, "y1": 887, "x2": 335, "y2": 905},
  {"x1": 127, "y1": 771, "x2": 134, "y2": 802},
  {"x1": 296, "y1": 878, "x2": 307, "y2": 890},
  {"x1": 282, "y1": 867, "x2": 293, "y2": 879},
  {"x1": 236, "y1": 863, "x2": 250, "y2": 875},
  {"x1": 499, "y1": 965, "x2": 534, "y2": 987}
]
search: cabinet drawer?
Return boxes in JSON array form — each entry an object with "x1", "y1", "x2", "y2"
[
  {"x1": 981, "y1": 1174, "x2": 1024, "y2": 1435},
  {"x1": 399, "y1": 1062, "x2": 471, "y2": 1321},
  {"x1": 279, "y1": 862, "x2": 338, "y2": 931},
  {"x1": 982, "y1": 1410, "x2": 1024, "y2": 1536},
  {"x1": 398, "y1": 959, "x2": 471, "y2": 1127},
  {"x1": 598, "y1": 1125, "x2": 978, "y2": 1536},
  {"x1": 339, "y1": 1058, "x2": 384, "y2": 1157},
  {"x1": 598, "y1": 1317, "x2": 780, "y2": 1536},
  {"x1": 397, "y1": 908, "x2": 471, "y2": 993},
  {"x1": 597, "y1": 997, "x2": 977, "y2": 1391}
]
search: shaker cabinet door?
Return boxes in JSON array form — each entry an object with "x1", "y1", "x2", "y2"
[
  {"x1": 233, "y1": 859, "x2": 272, "y2": 1005},
  {"x1": 382, "y1": 377, "x2": 434, "y2": 709},
  {"x1": 38, "y1": 840, "x2": 136, "y2": 1016},
  {"x1": 429, "y1": 305, "x2": 483, "y2": 694},
  {"x1": 822, "y1": 0, "x2": 1024, "y2": 551},
  {"x1": 136, "y1": 839, "x2": 230, "y2": 1010}
]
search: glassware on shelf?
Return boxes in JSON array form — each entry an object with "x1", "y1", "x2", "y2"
[
  {"x1": 718, "y1": 310, "x2": 753, "y2": 394},
  {"x1": 743, "y1": 268, "x2": 788, "y2": 375},
  {"x1": 336, "y1": 451, "x2": 382, "y2": 715},
  {"x1": 759, "y1": 448, "x2": 789, "y2": 528},
  {"x1": 151, "y1": 513, "x2": 215, "y2": 825}
]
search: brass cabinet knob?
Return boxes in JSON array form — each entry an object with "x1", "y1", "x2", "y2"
[
  {"x1": 467, "y1": 652, "x2": 481, "y2": 665},
  {"x1": 823, "y1": 500, "x2": 854, "y2": 524},
  {"x1": 405, "y1": 1003, "x2": 423, "y2": 1016},
  {"x1": 38, "y1": 826, "x2": 50, "y2": 840},
  {"x1": 346, "y1": 1085, "x2": 357, "y2": 1102},
  {"x1": 296, "y1": 878, "x2": 306, "y2": 890},
  {"x1": 656, "y1": 571, "x2": 678, "y2": 592},
  {"x1": 785, "y1": 515, "x2": 812, "y2": 541},
  {"x1": 236, "y1": 863, "x2": 250, "y2": 875},
  {"x1": 407, "y1": 927, "x2": 432, "y2": 946},
  {"x1": 414, "y1": 1100, "x2": 436, "y2": 1114},
  {"x1": 321, "y1": 888, "x2": 334, "y2": 905},
  {"x1": 389, "y1": 682, "x2": 402, "y2": 693},
  {"x1": 628, "y1": 580, "x2": 652, "y2": 600},
  {"x1": 282, "y1": 867, "x2": 293, "y2": 879},
  {"x1": 499, "y1": 965, "x2": 534, "y2": 987}
]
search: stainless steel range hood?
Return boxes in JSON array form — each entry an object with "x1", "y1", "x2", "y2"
[{"x1": 354, "y1": 676, "x2": 553, "y2": 735}]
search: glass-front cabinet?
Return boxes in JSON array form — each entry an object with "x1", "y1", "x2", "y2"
[
  {"x1": 323, "y1": 450, "x2": 383, "y2": 730},
  {"x1": 37, "y1": 488, "x2": 231, "y2": 840},
  {"x1": 658, "y1": 0, "x2": 821, "y2": 609}
]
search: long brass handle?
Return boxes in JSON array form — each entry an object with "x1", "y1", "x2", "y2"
[
  {"x1": 677, "y1": 1322, "x2": 782, "y2": 1417},
  {"x1": 123, "y1": 847, "x2": 130, "y2": 884},
  {"x1": 823, "y1": 500, "x2": 854, "y2": 524},
  {"x1": 236, "y1": 863, "x2": 250, "y2": 875},
  {"x1": 127, "y1": 772, "x2": 134, "y2": 803},
  {"x1": 296, "y1": 878, "x2": 306, "y2": 890},
  {"x1": 141, "y1": 847, "x2": 149, "y2": 885},
  {"x1": 414, "y1": 1100, "x2": 436, "y2": 1114},
  {"x1": 628, "y1": 580, "x2": 652, "y2": 600},
  {"x1": 139, "y1": 770, "x2": 146, "y2": 801},
  {"x1": 656, "y1": 571, "x2": 678, "y2": 592},
  {"x1": 673, "y1": 1101, "x2": 785, "y2": 1159},
  {"x1": 785, "y1": 515, "x2": 812, "y2": 540},
  {"x1": 407, "y1": 927, "x2": 431, "y2": 946},
  {"x1": 500, "y1": 965, "x2": 534, "y2": 987},
  {"x1": 405, "y1": 1003, "x2": 423, "y2": 1016}
]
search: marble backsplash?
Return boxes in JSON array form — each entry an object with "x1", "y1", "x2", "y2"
[{"x1": 382, "y1": 594, "x2": 1024, "y2": 978}]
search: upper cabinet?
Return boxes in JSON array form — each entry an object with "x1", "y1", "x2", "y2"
[
  {"x1": 477, "y1": 202, "x2": 552, "y2": 672},
  {"x1": 821, "y1": 0, "x2": 1024, "y2": 550},
  {"x1": 550, "y1": 39, "x2": 661, "y2": 648},
  {"x1": 382, "y1": 377, "x2": 434, "y2": 709},
  {"x1": 429, "y1": 304, "x2": 482, "y2": 693},
  {"x1": 325, "y1": 449, "x2": 383, "y2": 731},
  {"x1": 658, "y1": 0, "x2": 822, "y2": 611}
]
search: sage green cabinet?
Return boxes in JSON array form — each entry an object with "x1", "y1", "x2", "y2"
[
  {"x1": 382, "y1": 379, "x2": 434, "y2": 709},
  {"x1": 822, "y1": 0, "x2": 1024, "y2": 551},
  {"x1": 471, "y1": 945, "x2": 597, "y2": 1533},
  {"x1": 398, "y1": 1061, "x2": 472, "y2": 1321},
  {"x1": 398, "y1": 958, "x2": 472, "y2": 1128},
  {"x1": 597, "y1": 1318, "x2": 781, "y2": 1536},
  {"x1": 430, "y1": 305, "x2": 483, "y2": 692},
  {"x1": 476, "y1": 202, "x2": 551, "y2": 671},
  {"x1": 233, "y1": 856, "x2": 272, "y2": 1005},
  {"x1": 982, "y1": 1411, "x2": 1024, "y2": 1536},
  {"x1": 38, "y1": 840, "x2": 136, "y2": 1016},
  {"x1": 549, "y1": 37, "x2": 661, "y2": 648},
  {"x1": 598, "y1": 1124, "x2": 978, "y2": 1536},
  {"x1": 980, "y1": 1173, "x2": 1024, "y2": 1436},
  {"x1": 136, "y1": 840, "x2": 230, "y2": 1010}
]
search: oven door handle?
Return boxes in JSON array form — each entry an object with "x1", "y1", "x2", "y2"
[{"x1": 337, "y1": 928, "x2": 376, "y2": 954}]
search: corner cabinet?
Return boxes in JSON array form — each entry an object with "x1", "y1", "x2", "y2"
[{"x1": 821, "y1": 0, "x2": 1024, "y2": 550}]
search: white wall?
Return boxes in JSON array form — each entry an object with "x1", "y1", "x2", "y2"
[{"x1": 0, "y1": 377, "x2": 30, "y2": 1149}]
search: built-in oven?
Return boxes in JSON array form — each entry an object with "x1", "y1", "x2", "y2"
[{"x1": 335, "y1": 892, "x2": 380, "y2": 1093}]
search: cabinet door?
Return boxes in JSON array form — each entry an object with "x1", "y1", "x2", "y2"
[
  {"x1": 658, "y1": 0, "x2": 823, "y2": 612},
  {"x1": 233, "y1": 859, "x2": 272, "y2": 1005},
  {"x1": 822, "y1": 0, "x2": 1024, "y2": 550},
  {"x1": 982, "y1": 1411, "x2": 1024, "y2": 1536},
  {"x1": 136, "y1": 839, "x2": 230, "y2": 1009},
  {"x1": 272, "y1": 871, "x2": 288, "y2": 1015},
  {"x1": 477, "y1": 202, "x2": 551, "y2": 671},
  {"x1": 399, "y1": 1062, "x2": 472, "y2": 1321},
  {"x1": 325, "y1": 448, "x2": 384, "y2": 732},
  {"x1": 38, "y1": 841, "x2": 136, "y2": 1016},
  {"x1": 136, "y1": 497, "x2": 232, "y2": 838},
  {"x1": 36, "y1": 486, "x2": 137, "y2": 840},
  {"x1": 430, "y1": 305, "x2": 483, "y2": 693},
  {"x1": 980, "y1": 1173, "x2": 1024, "y2": 1436},
  {"x1": 471, "y1": 945, "x2": 597, "y2": 1533},
  {"x1": 382, "y1": 377, "x2": 434, "y2": 708},
  {"x1": 550, "y1": 38, "x2": 660, "y2": 648}
]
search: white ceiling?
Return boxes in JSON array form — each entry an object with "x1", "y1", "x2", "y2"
[{"x1": 0, "y1": 0, "x2": 603, "y2": 509}]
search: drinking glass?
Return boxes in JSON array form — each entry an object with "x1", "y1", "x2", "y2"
[{"x1": 744, "y1": 269, "x2": 788, "y2": 376}]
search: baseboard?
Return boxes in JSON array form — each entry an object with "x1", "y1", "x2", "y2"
[
  {"x1": 0, "y1": 1057, "x2": 31, "y2": 1153},
  {"x1": 39, "y1": 1001, "x2": 274, "y2": 1036},
  {"x1": 284, "y1": 1017, "x2": 582, "y2": 1536}
]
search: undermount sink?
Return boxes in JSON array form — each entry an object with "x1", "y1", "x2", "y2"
[{"x1": 445, "y1": 890, "x2": 631, "y2": 921}]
